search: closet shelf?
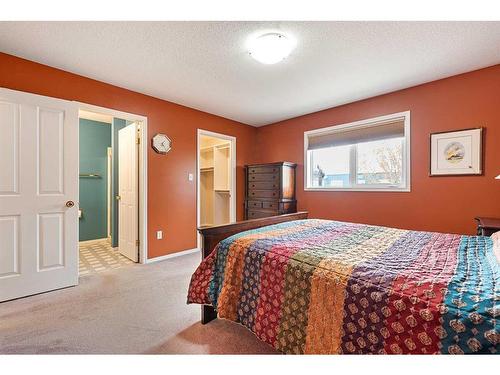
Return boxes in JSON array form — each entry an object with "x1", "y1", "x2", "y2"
[
  {"x1": 200, "y1": 138, "x2": 231, "y2": 227},
  {"x1": 200, "y1": 146, "x2": 215, "y2": 152}
]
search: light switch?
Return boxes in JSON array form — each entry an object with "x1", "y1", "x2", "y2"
[
  {"x1": 156, "y1": 230, "x2": 163, "y2": 240},
  {"x1": 188, "y1": 173, "x2": 194, "y2": 181}
]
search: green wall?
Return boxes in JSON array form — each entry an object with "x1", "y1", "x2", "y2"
[{"x1": 79, "y1": 119, "x2": 111, "y2": 241}]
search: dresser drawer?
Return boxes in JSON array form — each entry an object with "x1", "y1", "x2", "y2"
[
  {"x1": 248, "y1": 189, "x2": 279, "y2": 199},
  {"x1": 262, "y1": 201, "x2": 279, "y2": 210},
  {"x1": 247, "y1": 209, "x2": 278, "y2": 219},
  {"x1": 248, "y1": 181, "x2": 279, "y2": 190},
  {"x1": 248, "y1": 166, "x2": 280, "y2": 174},
  {"x1": 246, "y1": 200, "x2": 262, "y2": 209},
  {"x1": 248, "y1": 172, "x2": 279, "y2": 182}
]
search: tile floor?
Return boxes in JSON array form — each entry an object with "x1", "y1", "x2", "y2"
[{"x1": 79, "y1": 239, "x2": 134, "y2": 276}]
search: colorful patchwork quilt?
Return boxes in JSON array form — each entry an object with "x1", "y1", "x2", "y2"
[{"x1": 187, "y1": 219, "x2": 499, "y2": 354}]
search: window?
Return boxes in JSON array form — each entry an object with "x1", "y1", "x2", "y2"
[{"x1": 305, "y1": 111, "x2": 410, "y2": 191}]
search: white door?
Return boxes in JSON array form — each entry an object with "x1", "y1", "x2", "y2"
[
  {"x1": 118, "y1": 123, "x2": 138, "y2": 262},
  {"x1": 0, "y1": 88, "x2": 79, "y2": 302}
]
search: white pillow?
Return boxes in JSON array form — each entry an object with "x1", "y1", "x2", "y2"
[{"x1": 492, "y1": 231, "x2": 500, "y2": 263}]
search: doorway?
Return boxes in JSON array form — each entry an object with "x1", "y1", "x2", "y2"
[
  {"x1": 0, "y1": 88, "x2": 149, "y2": 302},
  {"x1": 78, "y1": 103, "x2": 148, "y2": 269},
  {"x1": 78, "y1": 111, "x2": 141, "y2": 275},
  {"x1": 196, "y1": 129, "x2": 236, "y2": 248}
]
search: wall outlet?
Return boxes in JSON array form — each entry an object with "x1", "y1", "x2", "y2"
[
  {"x1": 188, "y1": 173, "x2": 194, "y2": 181},
  {"x1": 156, "y1": 230, "x2": 163, "y2": 240}
]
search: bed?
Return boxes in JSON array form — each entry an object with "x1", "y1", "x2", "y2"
[{"x1": 187, "y1": 212, "x2": 499, "y2": 354}]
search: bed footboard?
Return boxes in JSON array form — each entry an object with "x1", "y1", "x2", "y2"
[{"x1": 197, "y1": 211, "x2": 308, "y2": 324}]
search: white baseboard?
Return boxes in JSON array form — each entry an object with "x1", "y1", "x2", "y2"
[{"x1": 146, "y1": 248, "x2": 200, "y2": 264}]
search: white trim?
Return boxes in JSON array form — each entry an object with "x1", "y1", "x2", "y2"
[
  {"x1": 106, "y1": 146, "x2": 112, "y2": 239},
  {"x1": 79, "y1": 109, "x2": 113, "y2": 124},
  {"x1": 146, "y1": 248, "x2": 200, "y2": 263},
  {"x1": 76, "y1": 102, "x2": 149, "y2": 264},
  {"x1": 304, "y1": 110, "x2": 411, "y2": 192},
  {"x1": 196, "y1": 129, "x2": 237, "y2": 249},
  {"x1": 304, "y1": 187, "x2": 411, "y2": 192}
]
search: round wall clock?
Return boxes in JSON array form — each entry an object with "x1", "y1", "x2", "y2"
[{"x1": 151, "y1": 133, "x2": 172, "y2": 154}]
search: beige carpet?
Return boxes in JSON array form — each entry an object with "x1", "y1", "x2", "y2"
[{"x1": 0, "y1": 252, "x2": 277, "y2": 354}]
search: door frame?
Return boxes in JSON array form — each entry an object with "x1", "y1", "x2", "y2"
[
  {"x1": 77, "y1": 102, "x2": 148, "y2": 264},
  {"x1": 196, "y1": 129, "x2": 236, "y2": 249},
  {"x1": 106, "y1": 147, "x2": 112, "y2": 241}
]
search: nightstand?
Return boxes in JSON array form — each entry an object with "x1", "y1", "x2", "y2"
[{"x1": 475, "y1": 217, "x2": 500, "y2": 236}]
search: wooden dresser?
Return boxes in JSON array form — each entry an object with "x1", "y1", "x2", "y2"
[{"x1": 244, "y1": 162, "x2": 297, "y2": 220}]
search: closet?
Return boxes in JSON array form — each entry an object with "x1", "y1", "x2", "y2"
[{"x1": 200, "y1": 137, "x2": 231, "y2": 226}]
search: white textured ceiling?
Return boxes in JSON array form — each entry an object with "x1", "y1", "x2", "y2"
[{"x1": 0, "y1": 22, "x2": 499, "y2": 126}]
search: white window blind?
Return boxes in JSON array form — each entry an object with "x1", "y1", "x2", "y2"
[{"x1": 307, "y1": 118, "x2": 405, "y2": 150}]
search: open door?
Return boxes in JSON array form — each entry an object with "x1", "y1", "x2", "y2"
[
  {"x1": 0, "y1": 88, "x2": 79, "y2": 302},
  {"x1": 118, "y1": 122, "x2": 139, "y2": 262}
]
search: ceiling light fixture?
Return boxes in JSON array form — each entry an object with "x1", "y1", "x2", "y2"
[{"x1": 247, "y1": 32, "x2": 296, "y2": 65}]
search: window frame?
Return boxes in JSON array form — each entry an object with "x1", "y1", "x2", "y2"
[{"x1": 304, "y1": 111, "x2": 411, "y2": 192}]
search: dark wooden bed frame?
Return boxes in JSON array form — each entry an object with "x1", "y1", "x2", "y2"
[{"x1": 197, "y1": 211, "x2": 309, "y2": 324}]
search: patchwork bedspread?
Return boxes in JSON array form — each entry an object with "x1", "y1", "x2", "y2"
[{"x1": 187, "y1": 219, "x2": 499, "y2": 354}]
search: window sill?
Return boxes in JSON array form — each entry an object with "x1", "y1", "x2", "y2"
[{"x1": 304, "y1": 187, "x2": 411, "y2": 192}]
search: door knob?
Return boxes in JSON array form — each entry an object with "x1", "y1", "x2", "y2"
[
  {"x1": 116, "y1": 195, "x2": 121, "y2": 201},
  {"x1": 66, "y1": 200, "x2": 75, "y2": 208}
]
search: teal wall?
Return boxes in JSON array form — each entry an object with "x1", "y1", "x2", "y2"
[
  {"x1": 79, "y1": 119, "x2": 111, "y2": 241},
  {"x1": 110, "y1": 118, "x2": 127, "y2": 247}
]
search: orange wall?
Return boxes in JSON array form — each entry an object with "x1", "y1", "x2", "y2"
[
  {"x1": 0, "y1": 52, "x2": 257, "y2": 258},
  {"x1": 2, "y1": 52, "x2": 498, "y2": 249},
  {"x1": 255, "y1": 65, "x2": 500, "y2": 235}
]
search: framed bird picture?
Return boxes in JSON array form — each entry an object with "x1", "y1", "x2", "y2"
[{"x1": 430, "y1": 128, "x2": 483, "y2": 176}]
